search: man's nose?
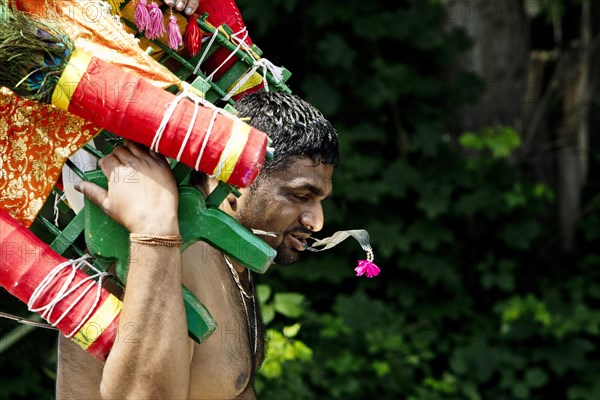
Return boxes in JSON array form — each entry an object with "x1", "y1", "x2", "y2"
[{"x1": 300, "y1": 202, "x2": 324, "y2": 232}]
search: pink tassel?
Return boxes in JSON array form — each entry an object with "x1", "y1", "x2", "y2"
[
  {"x1": 167, "y1": 13, "x2": 183, "y2": 50},
  {"x1": 146, "y1": 2, "x2": 166, "y2": 40},
  {"x1": 134, "y1": 0, "x2": 150, "y2": 32},
  {"x1": 354, "y1": 259, "x2": 380, "y2": 278}
]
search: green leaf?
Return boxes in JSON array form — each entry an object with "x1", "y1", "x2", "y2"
[
  {"x1": 504, "y1": 183, "x2": 527, "y2": 209},
  {"x1": 372, "y1": 360, "x2": 391, "y2": 377},
  {"x1": 316, "y1": 33, "x2": 357, "y2": 69},
  {"x1": 459, "y1": 131, "x2": 484, "y2": 150},
  {"x1": 458, "y1": 127, "x2": 521, "y2": 158},
  {"x1": 417, "y1": 181, "x2": 453, "y2": 219},
  {"x1": 488, "y1": 127, "x2": 521, "y2": 158},
  {"x1": 512, "y1": 382, "x2": 529, "y2": 399},
  {"x1": 262, "y1": 304, "x2": 275, "y2": 325},
  {"x1": 274, "y1": 293, "x2": 305, "y2": 318},
  {"x1": 404, "y1": 220, "x2": 453, "y2": 252},
  {"x1": 292, "y1": 340, "x2": 313, "y2": 360},
  {"x1": 283, "y1": 323, "x2": 301, "y2": 338},
  {"x1": 257, "y1": 284, "x2": 272, "y2": 304},
  {"x1": 260, "y1": 359, "x2": 283, "y2": 380},
  {"x1": 500, "y1": 220, "x2": 542, "y2": 250},
  {"x1": 410, "y1": 123, "x2": 443, "y2": 157},
  {"x1": 525, "y1": 367, "x2": 549, "y2": 388}
]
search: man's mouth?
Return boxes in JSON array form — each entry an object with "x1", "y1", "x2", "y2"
[
  {"x1": 250, "y1": 229, "x2": 312, "y2": 251},
  {"x1": 287, "y1": 233, "x2": 310, "y2": 251}
]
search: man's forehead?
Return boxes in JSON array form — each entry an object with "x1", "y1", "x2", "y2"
[{"x1": 273, "y1": 158, "x2": 334, "y2": 194}]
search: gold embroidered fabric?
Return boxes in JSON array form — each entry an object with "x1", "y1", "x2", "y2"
[{"x1": 0, "y1": 88, "x2": 99, "y2": 226}]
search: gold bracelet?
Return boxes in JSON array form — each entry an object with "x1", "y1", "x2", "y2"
[{"x1": 129, "y1": 233, "x2": 183, "y2": 247}]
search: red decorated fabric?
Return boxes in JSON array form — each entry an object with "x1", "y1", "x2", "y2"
[
  {"x1": 0, "y1": 208, "x2": 119, "y2": 360},
  {"x1": 68, "y1": 57, "x2": 267, "y2": 187}
]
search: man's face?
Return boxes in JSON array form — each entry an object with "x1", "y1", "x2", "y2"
[{"x1": 234, "y1": 157, "x2": 334, "y2": 265}]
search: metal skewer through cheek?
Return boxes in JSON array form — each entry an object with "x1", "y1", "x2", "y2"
[{"x1": 250, "y1": 229, "x2": 323, "y2": 251}]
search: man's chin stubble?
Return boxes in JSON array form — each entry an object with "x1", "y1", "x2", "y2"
[{"x1": 273, "y1": 247, "x2": 301, "y2": 266}]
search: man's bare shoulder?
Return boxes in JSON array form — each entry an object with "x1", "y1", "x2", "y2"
[{"x1": 181, "y1": 241, "x2": 227, "y2": 295}]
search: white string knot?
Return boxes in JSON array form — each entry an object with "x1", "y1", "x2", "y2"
[
  {"x1": 221, "y1": 29, "x2": 284, "y2": 101},
  {"x1": 365, "y1": 245, "x2": 374, "y2": 262},
  {"x1": 27, "y1": 255, "x2": 110, "y2": 338},
  {"x1": 192, "y1": 25, "x2": 284, "y2": 102},
  {"x1": 53, "y1": 191, "x2": 67, "y2": 227},
  {"x1": 254, "y1": 57, "x2": 284, "y2": 88}
]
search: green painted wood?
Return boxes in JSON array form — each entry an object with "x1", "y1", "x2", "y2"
[
  {"x1": 82, "y1": 169, "x2": 275, "y2": 343},
  {"x1": 82, "y1": 171, "x2": 274, "y2": 275},
  {"x1": 82, "y1": 170, "x2": 216, "y2": 343},
  {"x1": 50, "y1": 211, "x2": 85, "y2": 256},
  {"x1": 177, "y1": 185, "x2": 275, "y2": 273},
  {"x1": 117, "y1": 8, "x2": 292, "y2": 101}
]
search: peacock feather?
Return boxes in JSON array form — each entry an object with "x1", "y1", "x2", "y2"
[{"x1": 0, "y1": 0, "x2": 73, "y2": 103}]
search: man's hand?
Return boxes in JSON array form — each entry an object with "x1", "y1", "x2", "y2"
[
  {"x1": 164, "y1": 0, "x2": 199, "y2": 15},
  {"x1": 75, "y1": 140, "x2": 179, "y2": 235}
]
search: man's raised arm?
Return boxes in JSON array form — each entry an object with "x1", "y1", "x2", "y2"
[{"x1": 75, "y1": 140, "x2": 192, "y2": 399}]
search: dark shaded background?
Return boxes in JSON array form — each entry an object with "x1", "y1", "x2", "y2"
[{"x1": 1, "y1": 1, "x2": 600, "y2": 399}]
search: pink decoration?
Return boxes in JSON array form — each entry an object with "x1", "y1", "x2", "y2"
[
  {"x1": 167, "y1": 14, "x2": 183, "y2": 50},
  {"x1": 134, "y1": 0, "x2": 150, "y2": 32},
  {"x1": 355, "y1": 259, "x2": 380, "y2": 278},
  {"x1": 146, "y1": 2, "x2": 166, "y2": 40}
]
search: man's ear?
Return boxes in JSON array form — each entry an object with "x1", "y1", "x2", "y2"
[{"x1": 227, "y1": 192, "x2": 238, "y2": 212}]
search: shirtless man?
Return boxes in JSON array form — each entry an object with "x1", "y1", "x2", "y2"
[{"x1": 55, "y1": 92, "x2": 340, "y2": 399}]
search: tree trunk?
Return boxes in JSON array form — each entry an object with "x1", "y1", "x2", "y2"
[
  {"x1": 444, "y1": 0, "x2": 593, "y2": 251},
  {"x1": 444, "y1": 0, "x2": 529, "y2": 132},
  {"x1": 557, "y1": 0, "x2": 591, "y2": 250}
]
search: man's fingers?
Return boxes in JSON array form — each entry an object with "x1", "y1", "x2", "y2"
[
  {"x1": 98, "y1": 154, "x2": 121, "y2": 179},
  {"x1": 110, "y1": 145, "x2": 137, "y2": 164},
  {"x1": 122, "y1": 139, "x2": 152, "y2": 160},
  {"x1": 165, "y1": 0, "x2": 198, "y2": 15},
  {"x1": 99, "y1": 148, "x2": 140, "y2": 177},
  {"x1": 184, "y1": 0, "x2": 199, "y2": 14},
  {"x1": 74, "y1": 181, "x2": 109, "y2": 212},
  {"x1": 121, "y1": 140, "x2": 167, "y2": 166}
]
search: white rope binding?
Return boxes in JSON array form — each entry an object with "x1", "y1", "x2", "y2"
[
  {"x1": 27, "y1": 255, "x2": 110, "y2": 338},
  {"x1": 53, "y1": 191, "x2": 67, "y2": 227},
  {"x1": 151, "y1": 90, "x2": 190, "y2": 153},
  {"x1": 150, "y1": 82, "x2": 243, "y2": 176},
  {"x1": 205, "y1": 29, "x2": 249, "y2": 82},
  {"x1": 191, "y1": 25, "x2": 284, "y2": 102},
  {"x1": 221, "y1": 29, "x2": 284, "y2": 101},
  {"x1": 194, "y1": 29, "x2": 220, "y2": 75}
]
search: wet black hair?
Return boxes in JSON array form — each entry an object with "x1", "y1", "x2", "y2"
[
  {"x1": 235, "y1": 92, "x2": 340, "y2": 172},
  {"x1": 190, "y1": 92, "x2": 339, "y2": 190}
]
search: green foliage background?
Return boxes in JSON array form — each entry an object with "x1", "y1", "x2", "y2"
[
  {"x1": 1, "y1": 1, "x2": 599, "y2": 399},
  {"x1": 241, "y1": 1, "x2": 600, "y2": 399}
]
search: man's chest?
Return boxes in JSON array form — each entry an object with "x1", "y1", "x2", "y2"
[{"x1": 182, "y1": 245, "x2": 264, "y2": 398}]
